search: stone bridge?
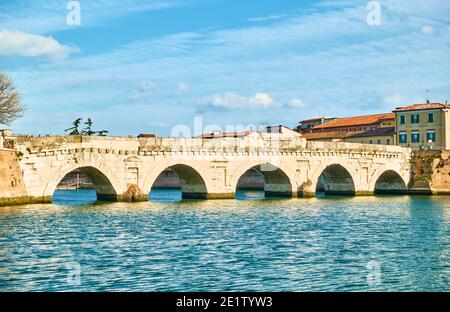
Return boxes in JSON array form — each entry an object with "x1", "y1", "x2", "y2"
[{"x1": 11, "y1": 134, "x2": 412, "y2": 203}]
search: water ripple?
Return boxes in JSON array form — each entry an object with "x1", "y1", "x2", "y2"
[{"x1": 0, "y1": 191, "x2": 449, "y2": 291}]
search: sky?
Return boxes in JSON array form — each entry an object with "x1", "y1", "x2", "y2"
[{"x1": 0, "y1": 0, "x2": 449, "y2": 136}]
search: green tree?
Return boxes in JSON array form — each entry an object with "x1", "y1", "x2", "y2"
[
  {"x1": 0, "y1": 73, "x2": 25, "y2": 125},
  {"x1": 65, "y1": 118, "x2": 83, "y2": 135},
  {"x1": 82, "y1": 118, "x2": 96, "y2": 136},
  {"x1": 96, "y1": 130, "x2": 109, "y2": 136}
]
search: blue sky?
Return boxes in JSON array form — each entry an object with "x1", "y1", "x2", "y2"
[{"x1": 1, "y1": 0, "x2": 449, "y2": 136}]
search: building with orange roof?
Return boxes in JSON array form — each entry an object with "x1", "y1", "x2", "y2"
[
  {"x1": 393, "y1": 102, "x2": 450, "y2": 150},
  {"x1": 199, "y1": 125, "x2": 301, "y2": 140},
  {"x1": 298, "y1": 113, "x2": 395, "y2": 145},
  {"x1": 199, "y1": 130, "x2": 254, "y2": 139},
  {"x1": 297, "y1": 117, "x2": 335, "y2": 132},
  {"x1": 311, "y1": 113, "x2": 395, "y2": 132}
]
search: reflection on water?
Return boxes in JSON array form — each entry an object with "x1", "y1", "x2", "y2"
[
  {"x1": 148, "y1": 188, "x2": 267, "y2": 202},
  {"x1": 1, "y1": 189, "x2": 449, "y2": 291},
  {"x1": 53, "y1": 189, "x2": 97, "y2": 205},
  {"x1": 54, "y1": 189, "x2": 281, "y2": 204},
  {"x1": 149, "y1": 188, "x2": 182, "y2": 202},
  {"x1": 235, "y1": 190, "x2": 265, "y2": 200}
]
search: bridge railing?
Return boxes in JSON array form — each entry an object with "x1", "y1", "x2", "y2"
[
  {"x1": 10, "y1": 135, "x2": 411, "y2": 158},
  {"x1": 306, "y1": 141, "x2": 410, "y2": 154}
]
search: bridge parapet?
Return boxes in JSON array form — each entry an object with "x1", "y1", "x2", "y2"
[
  {"x1": 306, "y1": 140, "x2": 410, "y2": 154},
  {"x1": 12, "y1": 135, "x2": 411, "y2": 156}
]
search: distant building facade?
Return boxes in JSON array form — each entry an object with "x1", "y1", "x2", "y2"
[
  {"x1": 200, "y1": 125, "x2": 302, "y2": 140},
  {"x1": 297, "y1": 117, "x2": 335, "y2": 132},
  {"x1": 393, "y1": 102, "x2": 450, "y2": 150},
  {"x1": 298, "y1": 113, "x2": 395, "y2": 145},
  {"x1": 346, "y1": 126, "x2": 395, "y2": 145}
]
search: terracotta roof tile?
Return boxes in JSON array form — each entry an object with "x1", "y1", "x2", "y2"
[
  {"x1": 392, "y1": 103, "x2": 450, "y2": 112},
  {"x1": 312, "y1": 113, "x2": 394, "y2": 130},
  {"x1": 301, "y1": 127, "x2": 395, "y2": 140},
  {"x1": 301, "y1": 131, "x2": 359, "y2": 140}
]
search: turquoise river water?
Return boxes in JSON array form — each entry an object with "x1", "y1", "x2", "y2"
[{"x1": 0, "y1": 189, "x2": 448, "y2": 291}]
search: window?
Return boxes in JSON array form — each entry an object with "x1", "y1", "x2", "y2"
[
  {"x1": 427, "y1": 130, "x2": 436, "y2": 142},
  {"x1": 411, "y1": 114, "x2": 420, "y2": 124},
  {"x1": 399, "y1": 132, "x2": 407, "y2": 144},
  {"x1": 411, "y1": 131, "x2": 420, "y2": 143},
  {"x1": 428, "y1": 113, "x2": 434, "y2": 123},
  {"x1": 400, "y1": 115, "x2": 405, "y2": 125},
  {"x1": 369, "y1": 140, "x2": 373, "y2": 144},
  {"x1": 377, "y1": 139, "x2": 381, "y2": 144},
  {"x1": 387, "y1": 139, "x2": 390, "y2": 145}
]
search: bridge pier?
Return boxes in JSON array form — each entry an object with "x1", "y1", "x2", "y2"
[
  {"x1": 117, "y1": 194, "x2": 149, "y2": 202},
  {"x1": 298, "y1": 191, "x2": 315, "y2": 198},
  {"x1": 355, "y1": 190, "x2": 374, "y2": 196},
  {"x1": 100, "y1": 193, "x2": 149, "y2": 202},
  {"x1": 298, "y1": 190, "x2": 375, "y2": 197},
  {"x1": 206, "y1": 193, "x2": 235, "y2": 200},
  {"x1": 0, "y1": 195, "x2": 52, "y2": 206},
  {"x1": 115, "y1": 184, "x2": 149, "y2": 202}
]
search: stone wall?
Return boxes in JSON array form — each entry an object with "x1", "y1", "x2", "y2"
[
  {"x1": 410, "y1": 150, "x2": 450, "y2": 194},
  {"x1": 0, "y1": 149, "x2": 30, "y2": 206}
]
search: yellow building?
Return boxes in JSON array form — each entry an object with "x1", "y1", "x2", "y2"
[{"x1": 393, "y1": 102, "x2": 450, "y2": 150}]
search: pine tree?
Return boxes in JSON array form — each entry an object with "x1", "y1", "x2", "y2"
[
  {"x1": 64, "y1": 118, "x2": 83, "y2": 135},
  {"x1": 96, "y1": 130, "x2": 109, "y2": 136},
  {"x1": 82, "y1": 118, "x2": 96, "y2": 136}
]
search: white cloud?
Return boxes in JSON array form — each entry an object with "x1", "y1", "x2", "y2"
[
  {"x1": 288, "y1": 98, "x2": 308, "y2": 108},
  {"x1": 177, "y1": 82, "x2": 189, "y2": 92},
  {"x1": 204, "y1": 92, "x2": 277, "y2": 110},
  {"x1": 0, "y1": 30, "x2": 77, "y2": 60},
  {"x1": 384, "y1": 94, "x2": 405, "y2": 107},
  {"x1": 5, "y1": 0, "x2": 450, "y2": 135},
  {"x1": 247, "y1": 15, "x2": 285, "y2": 22},
  {"x1": 137, "y1": 81, "x2": 156, "y2": 91},
  {"x1": 0, "y1": 0, "x2": 186, "y2": 34},
  {"x1": 421, "y1": 25, "x2": 434, "y2": 35}
]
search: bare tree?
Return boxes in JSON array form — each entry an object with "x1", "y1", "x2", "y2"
[{"x1": 0, "y1": 73, "x2": 25, "y2": 125}]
